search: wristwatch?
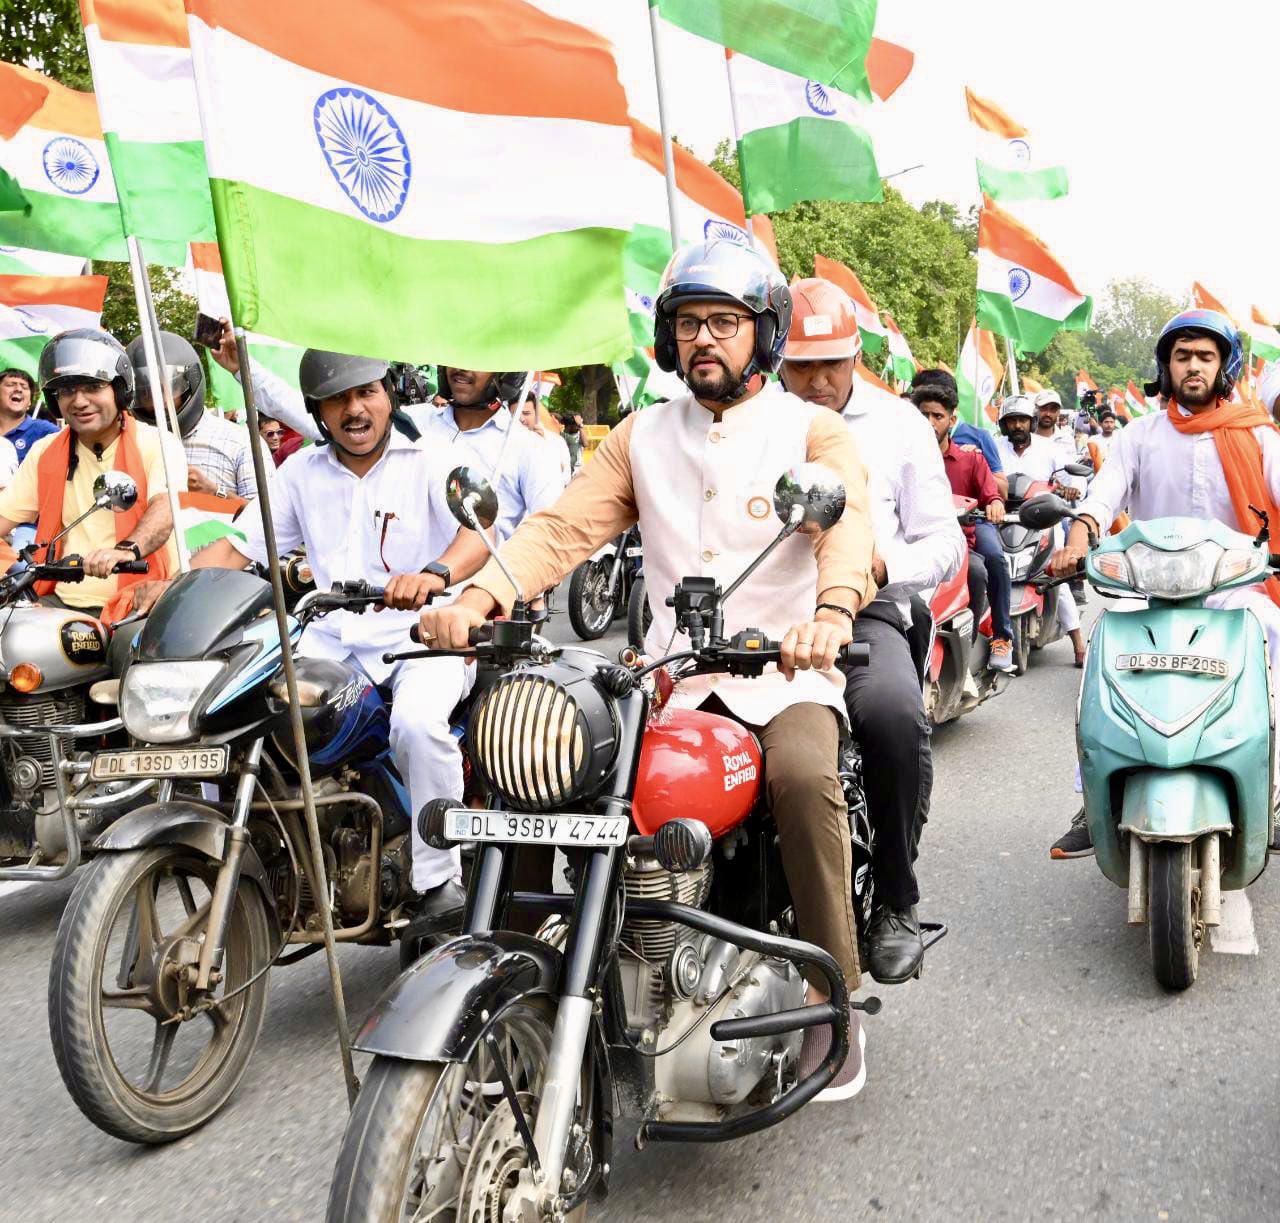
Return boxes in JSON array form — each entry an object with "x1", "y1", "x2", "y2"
[
  {"x1": 214, "y1": 482, "x2": 228, "y2": 499},
  {"x1": 116, "y1": 540, "x2": 142, "y2": 561},
  {"x1": 422, "y1": 561, "x2": 451, "y2": 588}
]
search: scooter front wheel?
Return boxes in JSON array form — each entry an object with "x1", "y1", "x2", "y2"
[{"x1": 1149, "y1": 841, "x2": 1201, "y2": 991}]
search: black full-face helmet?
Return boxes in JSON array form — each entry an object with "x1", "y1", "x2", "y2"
[{"x1": 126, "y1": 330, "x2": 205, "y2": 436}]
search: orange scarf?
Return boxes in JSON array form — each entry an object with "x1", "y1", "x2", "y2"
[
  {"x1": 33, "y1": 415, "x2": 172, "y2": 624},
  {"x1": 1166, "y1": 397, "x2": 1280, "y2": 606}
]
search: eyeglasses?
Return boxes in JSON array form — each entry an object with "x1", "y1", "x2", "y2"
[
  {"x1": 673, "y1": 313, "x2": 753, "y2": 342},
  {"x1": 261, "y1": 428, "x2": 284, "y2": 439}
]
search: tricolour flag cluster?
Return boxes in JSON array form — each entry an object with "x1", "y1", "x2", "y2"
[{"x1": 0, "y1": 273, "x2": 108, "y2": 377}]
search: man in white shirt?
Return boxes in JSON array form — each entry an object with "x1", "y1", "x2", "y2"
[
  {"x1": 780, "y1": 276, "x2": 964, "y2": 985},
  {"x1": 130, "y1": 349, "x2": 493, "y2": 929},
  {"x1": 1050, "y1": 309, "x2": 1280, "y2": 857}
]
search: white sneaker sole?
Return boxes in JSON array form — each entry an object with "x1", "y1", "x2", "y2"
[{"x1": 815, "y1": 1021, "x2": 867, "y2": 1103}]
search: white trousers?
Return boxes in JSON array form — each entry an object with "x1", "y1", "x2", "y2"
[
  {"x1": 1207, "y1": 585, "x2": 1280, "y2": 757},
  {"x1": 298, "y1": 633, "x2": 474, "y2": 891}
]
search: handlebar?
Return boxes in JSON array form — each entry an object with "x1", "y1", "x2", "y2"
[{"x1": 294, "y1": 579, "x2": 390, "y2": 622}]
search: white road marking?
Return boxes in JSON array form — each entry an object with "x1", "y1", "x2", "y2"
[{"x1": 1209, "y1": 890, "x2": 1259, "y2": 956}]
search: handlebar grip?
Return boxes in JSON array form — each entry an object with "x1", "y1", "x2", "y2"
[
  {"x1": 409, "y1": 623, "x2": 423, "y2": 645},
  {"x1": 1270, "y1": 555, "x2": 1280, "y2": 571},
  {"x1": 113, "y1": 560, "x2": 149, "y2": 575},
  {"x1": 468, "y1": 624, "x2": 494, "y2": 646},
  {"x1": 839, "y1": 642, "x2": 871, "y2": 668}
]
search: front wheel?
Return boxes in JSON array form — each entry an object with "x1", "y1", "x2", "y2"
[
  {"x1": 1149, "y1": 841, "x2": 1201, "y2": 990},
  {"x1": 567, "y1": 558, "x2": 620, "y2": 640},
  {"x1": 327, "y1": 999, "x2": 591, "y2": 1222},
  {"x1": 1012, "y1": 615, "x2": 1033, "y2": 675},
  {"x1": 48, "y1": 846, "x2": 273, "y2": 1143},
  {"x1": 626, "y1": 575, "x2": 651, "y2": 649}
]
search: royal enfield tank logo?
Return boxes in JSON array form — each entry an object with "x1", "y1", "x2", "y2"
[
  {"x1": 722, "y1": 750, "x2": 758, "y2": 792},
  {"x1": 314, "y1": 87, "x2": 411, "y2": 223},
  {"x1": 42, "y1": 136, "x2": 100, "y2": 196},
  {"x1": 61, "y1": 620, "x2": 106, "y2": 665},
  {"x1": 747, "y1": 496, "x2": 771, "y2": 520}
]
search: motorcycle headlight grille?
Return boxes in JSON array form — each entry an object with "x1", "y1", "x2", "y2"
[{"x1": 470, "y1": 664, "x2": 619, "y2": 812}]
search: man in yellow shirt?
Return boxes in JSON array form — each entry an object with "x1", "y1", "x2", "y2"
[{"x1": 0, "y1": 330, "x2": 183, "y2": 621}]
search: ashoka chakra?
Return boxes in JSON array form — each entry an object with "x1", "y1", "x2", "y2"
[
  {"x1": 1008, "y1": 266, "x2": 1032, "y2": 301},
  {"x1": 704, "y1": 219, "x2": 749, "y2": 244},
  {"x1": 805, "y1": 81, "x2": 837, "y2": 117},
  {"x1": 42, "y1": 137, "x2": 99, "y2": 196},
  {"x1": 314, "y1": 87, "x2": 411, "y2": 223}
]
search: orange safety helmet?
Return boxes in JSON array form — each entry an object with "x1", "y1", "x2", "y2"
[{"x1": 784, "y1": 277, "x2": 862, "y2": 362}]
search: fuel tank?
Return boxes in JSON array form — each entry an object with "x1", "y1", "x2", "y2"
[
  {"x1": 270, "y1": 656, "x2": 391, "y2": 776},
  {"x1": 632, "y1": 707, "x2": 762, "y2": 838},
  {"x1": 0, "y1": 604, "x2": 110, "y2": 693}
]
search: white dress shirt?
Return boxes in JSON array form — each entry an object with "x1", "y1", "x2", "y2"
[
  {"x1": 235, "y1": 429, "x2": 458, "y2": 680},
  {"x1": 409, "y1": 403, "x2": 563, "y2": 541},
  {"x1": 840, "y1": 380, "x2": 965, "y2": 622},
  {"x1": 995, "y1": 433, "x2": 1060, "y2": 482}
]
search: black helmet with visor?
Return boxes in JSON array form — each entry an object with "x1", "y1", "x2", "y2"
[{"x1": 126, "y1": 330, "x2": 206, "y2": 436}]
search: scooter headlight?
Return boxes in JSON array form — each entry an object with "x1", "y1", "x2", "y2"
[
  {"x1": 120, "y1": 660, "x2": 224, "y2": 743},
  {"x1": 1123, "y1": 541, "x2": 1220, "y2": 600}
]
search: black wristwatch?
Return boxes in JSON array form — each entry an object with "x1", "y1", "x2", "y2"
[
  {"x1": 116, "y1": 540, "x2": 142, "y2": 561},
  {"x1": 421, "y1": 560, "x2": 451, "y2": 587}
]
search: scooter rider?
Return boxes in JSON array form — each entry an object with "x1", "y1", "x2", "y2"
[
  {"x1": 0, "y1": 329, "x2": 183, "y2": 621},
  {"x1": 417, "y1": 238, "x2": 880, "y2": 1101},
  {"x1": 128, "y1": 349, "x2": 494, "y2": 925},
  {"x1": 1049, "y1": 308, "x2": 1280, "y2": 857},
  {"x1": 779, "y1": 277, "x2": 965, "y2": 984}
]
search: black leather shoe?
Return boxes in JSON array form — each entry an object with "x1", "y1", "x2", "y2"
[
  {"x1": 866, "y1": 904, "x2": 924, "y2": 984},
  {"x1": 399, "y1": 880, "x2": 466, "y2": 969}
]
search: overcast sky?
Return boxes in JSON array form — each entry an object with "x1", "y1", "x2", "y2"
[{"x1": 565, "y1": 0, "x2": 1278, "y2": 321}]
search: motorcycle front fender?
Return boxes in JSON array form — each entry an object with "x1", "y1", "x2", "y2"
[
  {"x1": 1119, "y1": 768, "x2": 1234, "y2": 841},
  {"x1": 588, "y1": 541, "x2": 618, "y2": 564},
  {"x1": 352, "y1": 931, "x2": 563, "y2": 1063},
  {"x1": 1011, "y1": 583, "x2": 1044, "y2": 615}
]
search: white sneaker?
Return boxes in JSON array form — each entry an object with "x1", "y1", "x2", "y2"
[{"x1": 798, "y1": 1007, "x2": 867, "y2": 1103}]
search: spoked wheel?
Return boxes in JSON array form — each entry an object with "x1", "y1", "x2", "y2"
[
  {"x1": 327, "y1": 1000, "x2": 591, "y2": 1222},
  {"x1": 626, "y1": 576, "x2": 651, "y2": 649},
  {"x1": 48, "y1": 846, "x2": 272, "y2": 1143},
  {"x1": 567, "y1": 558, "x2": 620, "y2": 640},
  {"x1": 1012, "y1": 616, "x2": 1033, "y2": 676},
  {"x1": 1149, "y1": 841, "x2": 1201, "y2": 991}
]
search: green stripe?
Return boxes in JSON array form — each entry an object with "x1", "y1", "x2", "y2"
[
  {"x1": 975, "y1": 160, "x2": 1069, "y2": 203},
  {"x1": 977, "y1": 289, "x2": 1093, "y2": 355},
  {"x1": 185, "y1": 519, "x2": 247, "y2": 554},
  {"x1": 211, "y1": 179, "x2": 632, "y2": 370},
  {"x1": 858, "y1": 325, "x2": 885, "y2": 356},
  {"x1": 657, "y1": 0, "x2": 875, "y2": 101},
  {"x1": 0, "y1": 188, "x2": 189, "y2": 266},
  {"x1": 104, "y1": 134, "x2": 217, "y2": 245},
  {"x1": 1248, "y1": 335, "x2": 1280, "y2": 362},
  {"x1": 0, "y1": 335, "x2": 48, "y2": 377},
  {"x1": 0, "y1": 166, "x2": 28, "y2": 213},
  {"x1": 739, "y1": 118, "x2": 880, "y2": 213},
  {"x1": 207, "y1": 340, "x2": 303, "y2": 411}
]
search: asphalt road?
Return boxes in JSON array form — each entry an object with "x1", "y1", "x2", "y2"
[{"x1": 3, "y1": 596, "x2": 1278, "y2": 1222}]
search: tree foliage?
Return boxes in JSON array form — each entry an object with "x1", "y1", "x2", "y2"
[{"x1": 0, "y1": 1, "x2": 91, "y2": 89}]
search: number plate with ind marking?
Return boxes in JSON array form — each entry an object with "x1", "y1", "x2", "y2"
[
  {"x1": 444, "y1": 808, "x2": 629, "y2": 848},
  {"x1": 90, "y1": 746, "x2": 230, "y2": 781},
  {"x1": 1114, "y1": 653, "x2": 1229, "y2": 678}
]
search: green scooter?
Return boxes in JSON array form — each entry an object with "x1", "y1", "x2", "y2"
[{"x1": 1023, "y1": 494, "x2": 1277, "y2": 990}]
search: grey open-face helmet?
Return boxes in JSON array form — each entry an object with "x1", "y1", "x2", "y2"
[
  {"x1": 37, "y1": 327, "x2": 133, "y2": 417},
  {"x1": 997, "y1": 393, "x2": 1036, "y2": 433},
  {"x1": 126, "y1": 330, "x2": 205, "y2": 436},
  {"x1": 299, "y1": 349, "x2": 409, "y2": 450}
]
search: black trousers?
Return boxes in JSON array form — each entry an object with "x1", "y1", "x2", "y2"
[{"x1": 842, "y1": 606, "x2": 933, "y2": 909}]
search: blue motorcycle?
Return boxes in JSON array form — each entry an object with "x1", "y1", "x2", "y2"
[{"x1": 46, "y1": 569, "x2": 444, "y2": 1144}]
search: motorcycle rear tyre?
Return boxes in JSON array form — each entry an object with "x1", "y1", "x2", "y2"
[
  {"x1": 1148, "y1": 840, "x2": 1200, "y2": 991},
  {"x1": 1012, "y1": 617, "x2": 1033, "y2": 676},
  {"x1": 567, "y1": 559, "x2": 618, "y2": 640}
]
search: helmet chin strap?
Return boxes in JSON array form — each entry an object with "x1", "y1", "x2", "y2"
[{"x1": 678, "y1": 355, "x2": 756, "y2": 404}]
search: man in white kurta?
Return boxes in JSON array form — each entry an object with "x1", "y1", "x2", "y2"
[
  {"x1": 1050, "y1": 311, "x2": 1280, "y2": 856},
  {"x1": 418, "y1": 239, "x2": 879, "y2": 1101}
]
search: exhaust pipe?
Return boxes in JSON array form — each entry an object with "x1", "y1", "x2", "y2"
[
  {"x1": 1127, "y1": 833, "x2": 1147, "y2": 925},
  {"x1": 1200, "y1": 833, "x2": 1221, "y2": 927}
]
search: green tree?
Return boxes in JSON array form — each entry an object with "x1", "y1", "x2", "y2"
[
  {"x1": 0, "y1": 1, "x2": 91, "y2": 89},
  {"x1": 1086, "y1": 276, "x2": 1182, "y2": 379}
]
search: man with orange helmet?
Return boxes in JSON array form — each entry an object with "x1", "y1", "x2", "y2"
[{"x1": 782, "y1": 277, "x2": 964, "y2": 985}]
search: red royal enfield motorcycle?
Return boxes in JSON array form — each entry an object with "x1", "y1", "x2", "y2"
[{"x1": 325, "y1": 465, "x2": 946, "y2": 1222}]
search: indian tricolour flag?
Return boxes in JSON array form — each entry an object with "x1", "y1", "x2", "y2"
[
  {"x1": 728, "y1": 50, "x2": 880, "y2": 213},
  {"x1": 1248, "y1": 306, "x2": 1280, "y2": 362},
  {"x1": 0, "y1": 64, "x2": 133, "y2": 261},
  {"x1": 186, "y1": 0, "x2": 635, "y2": 370},
  {"x1": 956, "y1": 320, "x2": 1003, "y2": 429},
  {"x1": 965, "y1": 88, "x2": 1068, "y2": 203},
  {"x1": 813, "y1": 253, "x2": 886, "y2": 355},
  {"x1": 0, "y1": 246, "x2": 86, "y2": 276},
  {"x1": 80, "y1": 0, "x2": 216, "y2": 248},
  {"x1": 1125, "y1": 381, "x2": 1151, "y2": 418},
  {"x1": 179, "y1": 490, "x2": 248, "y2": 555},
  {"x1": 1193, "y1": 281, "x2": 1235, "y2": 321},
  {"x1": 0, "y1": 273, "x2": 108, "y2": 377},
  {"x1": 977, "y1": 196, "x2": 1092, "y2": 353},
  {"x1": 884, "y1": 313, "x2": 918, "y2": 385}
]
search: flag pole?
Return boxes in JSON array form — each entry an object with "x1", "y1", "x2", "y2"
[
  {"x1": 125, "y1": 237, "x2": 191, "y2": 572},
  {"x1": 1004, "y1": 336, "x2": 1020, "y2": 395},
  {"x1": 971, "y1": 322, "x2": 982, "y2": 428},
  {"x1": 489, "y1": 369, "x2": 538, "y2": 491},
  {"x1": 234, "y1": 325, "x2": 361, "y2": 1107},
  {"x1": 645, "y1": 0, "x2": 682, "y2": 246}
]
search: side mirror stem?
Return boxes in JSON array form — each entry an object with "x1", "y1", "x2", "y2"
[
  {"x1": 460, "y1": 497, "x2": 527, "y2": 618},
  {"x1": 719, "y1": 514, "x2": 802, "y2": 607}
]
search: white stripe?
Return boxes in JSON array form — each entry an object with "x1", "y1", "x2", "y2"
[
  {"x1": 189, "y1": 260, "x2": 294, "y2": 351},
  {"x1": 973, "y1": 126, "x2": 1061, "y2": 176},
  {"x1": 187, "y1": 18, "x2": 640, "y2": 244},
  {"x1": 854, "y1": 301, "x2": 886, "y2": 338},
  {"x1": 887, "y1": 325, "x2": 913, "y2": 362},
  {"x1": 0, "y1": 125, "x2": 119, "y2": 204},
  {"x1": 83, "y1": 27, "x2": 205, "y2": 145},
  {"x1": 729, "y1": 53, "x2": 867, "y2": 135},
  {"x1": 959, "y1": 327, "x2": 999, "y2": 406},
  {"x1": 0, "y1": 246, "x2": 87, "y2": 275},
  {"x1": 1249, "y1": 321, "x2": 1280, "y2": 351},
  {"x1": 978, "y1": 249, "x2": 1086, "y2": 323},
  {"x1": 0, "y1": 300, "x2": 100, "y2": 341}
]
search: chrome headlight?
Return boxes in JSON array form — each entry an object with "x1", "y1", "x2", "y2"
[
  {"x1": 468, "y1": 662, "x2": 620, "y2": 811},
  {"x1": 120, "y1": 660, "x2": 224, "y2": 743},
  {"x1": 1124, "y1": 541, "x2": 1222, "y2": 600}
]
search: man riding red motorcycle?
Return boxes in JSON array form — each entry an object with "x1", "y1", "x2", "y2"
[{"x1": 417, "y1": 237, "x2": 879, "y2": 1099}]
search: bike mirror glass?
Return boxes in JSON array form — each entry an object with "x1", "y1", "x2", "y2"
[
  {"x1": 93, "y1": 471, "x2": 139, "y2": 512},
  {"x1": 1064, "y1": 461, "x2": 1093, "y2": 476},
  {"x1": 445, "y1": 465, "x2": 499, "y2": 531},
  {"x1": 1018, "y1": 493, "x2": 1072, "y2": 530},
  {"x1": 773, "y1": 463, "x2": 847, "y2": 532}
]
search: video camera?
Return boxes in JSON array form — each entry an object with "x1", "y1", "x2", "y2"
[{"x1": 389, "y1": 362, "x2": 434, "y2": 406}]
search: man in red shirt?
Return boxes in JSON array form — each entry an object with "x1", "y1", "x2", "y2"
[{"x1": 913, "y1": 377, "x2": 1015, "y2": 672}]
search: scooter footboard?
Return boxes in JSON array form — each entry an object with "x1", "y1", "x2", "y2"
[{"x1": 1118, "y1": 768, "x2": 1233, "y2": 843}]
